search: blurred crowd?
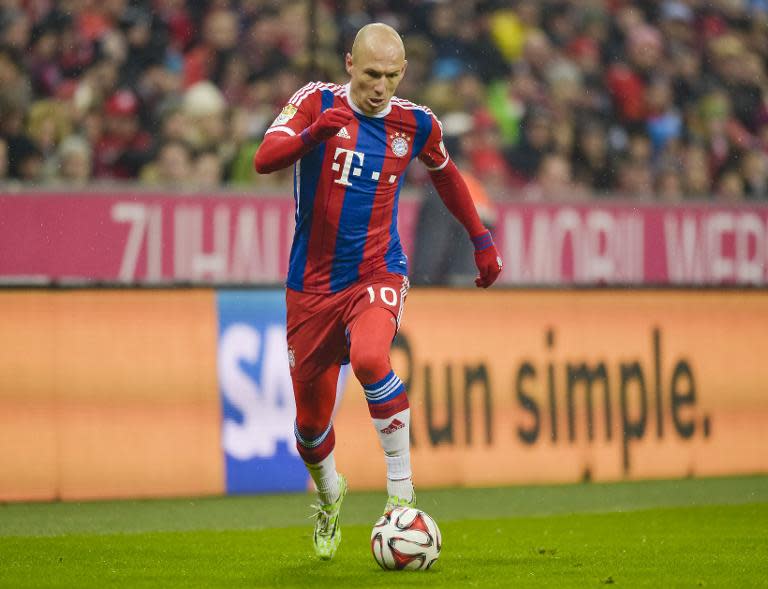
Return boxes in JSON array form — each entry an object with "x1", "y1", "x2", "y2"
[{"x1": 1, "y1": 0, "x2": 768, "y2": 202}]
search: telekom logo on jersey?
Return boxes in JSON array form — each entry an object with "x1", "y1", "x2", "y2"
[{"x1": 332, "y1": 147, "x2": 397, "y2": 187}]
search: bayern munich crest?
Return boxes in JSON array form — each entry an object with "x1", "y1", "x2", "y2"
[{"x1": 390, "y1": 132, "x2": 410, "y2": 157}]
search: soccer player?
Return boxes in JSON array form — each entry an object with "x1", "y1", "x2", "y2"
[{"x1": 253, "y1": 23, "x2": 503, "y2": 560}]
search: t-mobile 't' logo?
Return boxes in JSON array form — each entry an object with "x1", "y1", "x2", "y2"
[
  {"x1": 331, "y1": 147, "x2": 365, "y2": 186},
  {"x1": 380, "y1": 419, "x2": 405, "y2": 435}
]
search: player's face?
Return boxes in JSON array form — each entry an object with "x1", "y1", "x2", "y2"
[{"x1": 346, "y1": 47, "x2": 407, "y2": 116}]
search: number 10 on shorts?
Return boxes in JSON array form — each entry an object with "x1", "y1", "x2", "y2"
[{"x1": 367, "y1": 285, "x2": 398, "y2": 306}]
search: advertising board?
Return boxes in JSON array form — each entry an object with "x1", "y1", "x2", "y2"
[
  {"x1": 2, "y1": 192, "x2": 767, "y2": 286},
  {"x1": 1, "y1": 288, "x2": 766, "y2": 501},
  {"x1": 0, "y1": 291, "x2": 223, "y2": 501},
  {"x1": 333, "y1": 290, "x2": 768, "y2": 488}
]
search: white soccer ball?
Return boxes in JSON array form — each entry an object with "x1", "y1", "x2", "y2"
[{"x1": 370, "y1": 506, "x2": 442, "y2": 571}]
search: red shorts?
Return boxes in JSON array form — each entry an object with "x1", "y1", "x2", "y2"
[{"x1": 286, "y1": 273, "x2": 409, "y2": 382}]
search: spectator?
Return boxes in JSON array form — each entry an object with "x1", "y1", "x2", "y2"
[
  {"x1": 617, "y1": 157, "x2": 655, "y2": 200},
  {"x1": 459, "y1": 110, "x2": 514, "y2": 199},
  {"x1": 182, "y1": 81, "x2": 228, "y2": 153},
  {"x1": 626, "y1": 133, "x2": 653, "y2": 167},
  {"x1": 8, "y1": 135, "x2": 44, "y2": 182},
  {"x1": 681, "y1": 144, "x2": 712, "y2": 199},
  {"x1": 142, "y1": 139, "x2": 192, "y2": 187},
  {"x1": 504, "y1": 108, "x2": 553, "y2": 186},
  {"x1": 572, "y1": 120, "x2": 616, "y2": 194},
  {"x1": 606, "y1": 24, "x2": 664, "y2": 129},
  {"x1": 656, "y1": 164, "x2": 685, "y2": 203},
  {"x1": 670, "y1": 47, "x2": 706, "y2": 108},
  {"x1": 93, "y1": 88, "x2": 152, "y2": 179},
  {"x1": 183, "y1": 9, "x2": 239, "y2": 88},
  {"x1": 156, "y1": 99, "x2": 188, "y2": 143},
  {"x1": 659, "y1": 1, "x2": 696, "y2": 51},
  {"x1": 0, "y1": 9, "x2": 30, "y2": 53},
  {"x1": 695, "y1": 90, "x2": 749, "y2": 179},
  {"x1": 523, "y1": 152, "x2": 587, "y2": 202},
  {"x1": 489, "y1": 0, "x2": 539, "y2": 63},
  {"x1": 741, "y1": 149, "x2": 768, "y2": 201},
  {"x1": 194, "y1": 148, "x2": 224, "y2": 190},
  {"x1": 715, "y1": 169, "x2": 746, "y2": 203},
  {"x1": 28, "y1": 18, "x2": 64, "y2": 97},
  {"x1": 567, "y1": 35, "x2": 607, "y2": 117},
  {"x1": 54, "y1": 135, "x2": 92, "y2": 186},
  {"x1": 646, "y1": 77, "x2": 683, "y2": 159},
  {"x1": 26, "y1": 99, "x2": 72, "y2": 161},
  {"x1": 118, "y1": 7, "x2": 166, "y2": 87},
  {"x1": 1, "y1": 0, "x2": 767, "y2": 202},
  {"x1": 425, "y1": 3, "x2": 466, "y2": 80},
  {"x1": 0, "y1": 47, "x2": 31, "y2": 125}
]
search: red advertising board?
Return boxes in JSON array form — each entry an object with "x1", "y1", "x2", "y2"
[
  {"x1": 1, "y1": 192, "x2": 767, "y2": 285},
  {"x1": 494, "y1": 202, "x2": 768, "y2": 285},
  {"x1": 0, "y1": 192, "x2": 298, "y2": 284}
]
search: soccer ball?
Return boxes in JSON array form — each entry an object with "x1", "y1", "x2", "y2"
[{"x1": 370, "y1": 507, "x2": 441, "y2": 571}]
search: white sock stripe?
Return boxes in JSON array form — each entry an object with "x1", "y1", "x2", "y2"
[
  {"x1": 365, "y1": 386, "x2": 402, "y2": 402},
  {"x1": 365, "y1": 385, "x2": 404, "y2": 402},
  {"x1": 294, "y1": 420, "x2": 332, "y2": 449},
  {"x1": 364, "y1": 377, "x2": 403, "y2": 400},
  {"x1": 363, "y1": 373, "x2": 399, "y2": 394}
]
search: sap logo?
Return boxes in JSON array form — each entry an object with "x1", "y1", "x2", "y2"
[{"x1": 218, "y1": 323, "x2": 297, "y2": 460}]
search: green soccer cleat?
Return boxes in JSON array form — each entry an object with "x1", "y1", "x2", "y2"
[
  {"x1": 311, "y1": 474, "x2": 348, "y2": 560},
  {"x1": 383, "y1": 491, "x2": 416, "y2": 515}
]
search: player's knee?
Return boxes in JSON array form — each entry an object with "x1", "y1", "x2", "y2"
[
  {"x1": 350, "y1": 345, "x2": 390, "y2": 384},
  {"x1": 295, "y1": 423, "x2": 335, "y2": 464},
  {"x1": 295, "y1": 415, "x2": 329, "y2": 443}
]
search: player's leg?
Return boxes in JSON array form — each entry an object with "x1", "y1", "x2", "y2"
[
  {"x1": 292, "y1": 364, "x2": 349, "y2": 560},
  {"x1": 292, "y1": 364, "x2": 343, "y2": 503},
  {"x1": 348, "y1": 305, "x2": 415, "y2": 509},
  {"x1": 287, "y1": 288, "x2": 348, "y2": 559}
]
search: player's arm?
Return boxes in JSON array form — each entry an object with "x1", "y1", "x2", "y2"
[
  {"x1": 419, "y1": 119, "x2": 503, "y2": 288},
  {"x1": 254, "y1": 105, "x2": 353, "y2": 174}
]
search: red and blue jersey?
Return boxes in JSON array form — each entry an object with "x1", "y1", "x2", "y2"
[{"x1": 265, "y1": 81, "x2": 450, "y2": 294}]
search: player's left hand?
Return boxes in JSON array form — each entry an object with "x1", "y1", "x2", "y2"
[{"x1": 472, "y1": 230, "x2": 503, "y2": 288}]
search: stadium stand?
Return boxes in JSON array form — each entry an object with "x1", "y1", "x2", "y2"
[{"x1": 0, "y1": 0, "x2": 767, "y2": 201}]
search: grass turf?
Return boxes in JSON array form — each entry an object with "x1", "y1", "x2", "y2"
[{"x1": 1, "y1": 476, "x2": 766, "y2": 588}]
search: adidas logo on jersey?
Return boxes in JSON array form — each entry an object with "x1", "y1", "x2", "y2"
[
  {"x1": 380, "y1": 419, "x2": 405, "y2": 435},
  {"x1": 336, "y1": 127, "x2": 351, "y2": 139}
]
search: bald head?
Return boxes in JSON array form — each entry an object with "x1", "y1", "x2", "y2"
[
  {"x1": 346, "y1": 23, "x2": 407, "y2": 115},
  {"x1": 351, "y1": 23, "x2": 405, "y2": 62}
]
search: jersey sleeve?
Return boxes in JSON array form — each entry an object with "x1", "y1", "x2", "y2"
[
  {"x1": 417, "y1": 113, "x2": 450, "y2": 171},
  {"x1": 264, "y1": 82, "x2": 321, "y2": 138}
]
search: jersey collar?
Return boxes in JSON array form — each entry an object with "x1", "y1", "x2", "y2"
[{"x1": 344, "y1": 83, "x2": 392, "y2": 118}]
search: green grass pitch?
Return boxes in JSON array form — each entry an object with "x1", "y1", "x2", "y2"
[{"x1": 1, "y1": 476, "x2": 767, "y2": 588}]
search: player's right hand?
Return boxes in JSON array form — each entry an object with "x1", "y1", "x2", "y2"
[
  {"x1": 472, "y1": 230, "x2": 503, "y2": 288},
  {"x1": 308, "y1": 108, "x2": 355, "y2": 141}
]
